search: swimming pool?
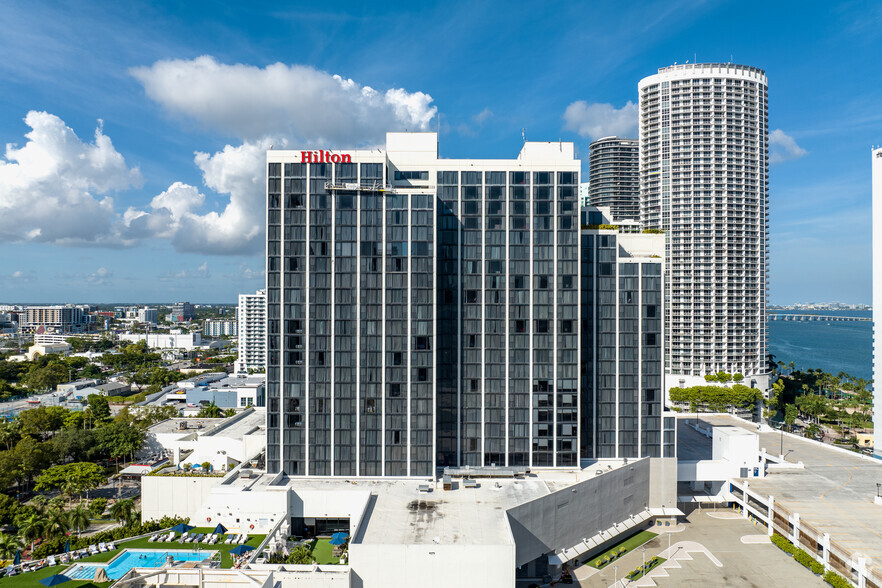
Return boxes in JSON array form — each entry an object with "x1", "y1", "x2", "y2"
[{"x1": 66, "y1": 549, "x2": 216, "y2": 580}]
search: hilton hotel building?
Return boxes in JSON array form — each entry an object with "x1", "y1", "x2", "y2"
[{"x1": 266, "y1": 133, "x2": 584, "y2": 476}]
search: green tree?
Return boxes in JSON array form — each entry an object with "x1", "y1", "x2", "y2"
[
  {"x1": 109, "y1": 498, "x2": 135, "y2": 525},
  {"x1": 18, "y1": 512, "x2": 46, "y2": 552},
  {"x1": 86, "y1": 395, "x2": 111, "y2": 422},
  {"x1": 45, "y1": 508, "x2": 69, "y2": 538},
  {"x1": 196, "y1": 402, "x2": 223, "y2": 419},
  {"x1": 62, "y1": 411, "x2": 89, "y2": 431},
  {"x1": 287, "y1": 544, "x2": 313, "y2": 565},
  {"x1": 796, "y1": 394, "x2": 828, "y2": 424},
  {"x1": 0, "y1": 420, "x2": 21, "y2": 451},
  {"x1": 0, "y1": 532, "x2": 23, "y2": 559},
  {"x1": 88, "y1": 498, "x2": 108, "y2": 518},
  {"x1": 51, "y1": 428, "x2": 95, "y2": 463},
  {"x1": 23, "y1": 362, "x2": 68, "y2": 392},
  {"x1": 67, "y1": 504, "x2": 90, "y2": 534},
  {"x1": 18, "y1": 406, "x2": 68, "y2": 436},
  {"x1": 12, "y1": 436, "x2": 54, "y2": 490},
  {"x1": 784, "y1": 404, "x2": 797, "y2": 431},
  {"x1": 35, "y1": 462, "x2": 106, "y2": 504},
  {"x1": 94, "y1": 421, "x2": 145, "y2": 469},
  {"x1": 0, "y1": 494, "x2": 19, "y2": 526},
  {"x1": 804, "y1": 423, "x2": 823, "y2": 440}
]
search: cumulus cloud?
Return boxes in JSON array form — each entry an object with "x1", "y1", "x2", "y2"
[
  {"x1": 562, "y1": 100, "x2": 638, "y2": 140},
  {"x1": 0, "y1": 111, "x2": 142, "y2": 244},
  {"x1": 770, "y1": 129, "x2": 808, "y2": 164},
  {"x1": 2, "y1": 59, "x2": 439, "y2": 256},
  {"x1": 86, "y1": 267, "x2": 112, "y2": 285},
  {"x1": 130, "y1": 56, "x2": 437, "y2": 145},
  {"x1": 123, "y1": 139, "x2": 270, "y2": 255}
]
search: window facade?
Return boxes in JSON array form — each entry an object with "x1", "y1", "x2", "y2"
[{"x1": 268, "y1": 134, "x2": 584, "y2": 475}]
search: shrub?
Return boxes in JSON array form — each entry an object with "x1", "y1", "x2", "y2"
[
  {"x1": 669, "y1": 384, "x2": 762, "y2": 411},
  {"x1": 810, "y1": 560, "x2": 824, "y2": 575},
  {"x1": 771, "y1": 533, "x2": 796, "y2": 555},
  {"x1": 823, "y1": 570, "x2": 852, "y2": 588}
]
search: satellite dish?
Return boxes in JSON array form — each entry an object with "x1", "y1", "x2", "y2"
[{"x1": 432, "y1": 536, "x2": 440, "y2": 544}]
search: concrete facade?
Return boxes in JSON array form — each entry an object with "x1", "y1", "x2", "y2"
[{"x1": 874, "y1": 147, "x2": 882, "y2": 458}]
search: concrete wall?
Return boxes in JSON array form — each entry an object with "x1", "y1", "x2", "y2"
[
  {"x1": 349, "y1": 543, "x2": 514, "y2": 588},
  {"x1": 507, "y1": 459, "x2": 651, "y2": 567},
  {"x1": 192, "y1": 482, "x2": 289, "y2": 533},
  {"x1": 187, "y1": 388, "x2": 237, "y2": 408},
  {"x1": 649, "y1": 457, "x2": 678, "y2": 506},
  {"x1": 290, "y1": 489, "x2": 372, "y2": 536},
  {"x1": 141, "y1": 475, "x2": 220, "y2": 522}
]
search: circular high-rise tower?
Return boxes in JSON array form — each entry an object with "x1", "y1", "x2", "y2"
[
  {"x1": 587, "y1": 136, "x2": 639, "y2": 221},
  {"x1": 638, "y1": 63, "x2": 769, "y2": 391}
]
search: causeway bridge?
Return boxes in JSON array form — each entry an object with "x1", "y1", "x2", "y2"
[{"x1": 768, "y1": 313, "x2": 871, "y2": 322}]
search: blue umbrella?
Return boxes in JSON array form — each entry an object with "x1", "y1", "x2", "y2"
[
  {"x1": 329, "y1": 532, "x2": 349, "y2": 545},
  {"x1": 171, "y1": 523, "x2": 194, "y2": 534},
  {"x1": 229, "y1": 544, "x2": 254, "y2": 555},
  {"x1": 64, "y1": 539, "x2": 70, "y2": 554},
  {"x1": 13, "y1": 550, "x2": 19, "y2": 565},
  {"x1": 213, "y1": 523, "x2": 227, "y2": 534},
  {"x1": 40, "y1": 574, "x2": 71, "y2": 586}
]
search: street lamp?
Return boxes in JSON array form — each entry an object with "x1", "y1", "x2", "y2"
[
  {"x1": 642, "y1": 545, "x2": 646, "y2": 573},
  {"x1": 876, "y1": 483, "x2": 881, "y2": 498},
  {"x1": 614, "y1": 565, "x2": 618, "y2": 588}
]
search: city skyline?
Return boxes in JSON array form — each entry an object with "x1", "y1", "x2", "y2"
[{"x1": 0, "y1": 1, "x2": 879, "y2": 304}]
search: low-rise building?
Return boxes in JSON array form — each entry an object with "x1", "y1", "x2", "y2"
[
  {"x1": 119, "y1": 331, "x2": 202, "y2": 350},
  {"x1": 186, "y1": 374, "x2": 266, "y2": 409},
  {"x1": 204, "y1": 319, "x2": 237, "y2": 337},
  {"x1": 26, "y1": 342, "x2": 71, "y2": 361}
]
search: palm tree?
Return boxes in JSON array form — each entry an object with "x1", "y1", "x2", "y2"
[
  {"x1": 287, "y1": 544, "x2": 313, "y2": 565},
  {"x1": 19, "y1": 512, "x2": 46, "y2": 553},
  {"x1": 125, "y1": 509, "x2": 140, "y2": 528},
  {"x1": 0, "y1": 533, "x2": 23, "y2": 560},
  {"x1": 109, "y1": 499, "x2": 135, "y2": 525},
  {"x1": 197, "y1": 402, "x2": 222, "y2": 419},
  {"x1": 67, "y1": 505, "x2": 90, "y2": 534},
  {"x1": 46, "y1": 509, "x2": 69, "y2": 538}
]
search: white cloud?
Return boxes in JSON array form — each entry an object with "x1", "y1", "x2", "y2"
[
  {"x1": 562, "y1": 100, "x2": 638, "y2": 140},
  {"x1": 86, "y1": 267, "x2": 112, "y2": 285},
  {"x1": 770, "y1": 129, "x2": 808, "y2": 164},
  {"x1": 123, "y1": 139, "x2": 270, "y2": 255},
  {"x1": 130, "y1": 56, "x2": 437, "y2": 145},
  {"x1": 7, "y1": 270, "x2": 36, "y2": 282},
  {"x1": 0, "y1": 111, "x2": 142, "y2": 244}
]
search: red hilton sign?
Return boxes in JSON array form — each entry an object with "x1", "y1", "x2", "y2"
[{"x1": 301, "y1": 151, "x2": 352, "y2": 164}]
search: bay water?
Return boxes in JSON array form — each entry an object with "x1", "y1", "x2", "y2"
[{"x1": 768, "y1": 310, "x2": 872, "y2": 381}]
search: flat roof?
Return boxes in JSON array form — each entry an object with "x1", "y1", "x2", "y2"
[
  {"x1": 688, "y1": 414, "x2": 882, "y2": 576},
  {"x1": 273, "y1": 461, "x2": 632, "y2": 546},
  {"x1": 147, "y1": 417, "x2": 225, "y2": 434},
  {"x1": 354, "y1": 477, "x2": 550, "y2": 546},
  {"x1": 203, "y1": 409, "x2": 265, "y2": 439}
]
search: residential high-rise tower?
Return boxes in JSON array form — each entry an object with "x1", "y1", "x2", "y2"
[
  {"x1": 236, "y1": 289, "x2": 266, "y2": 374},
  {"x1": 638, "y1": 63, "x2": 769, "y2": 391},
  {"x1": 587, "y1": 137, "x2": 639, "y2": 221}
]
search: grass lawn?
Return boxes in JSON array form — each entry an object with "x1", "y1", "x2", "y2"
[
  {"x1": 0, "y1": 527, "x2": 265, "y2": 586},
  {"x1": 0, "y1": 564, "x2": 111, "y2": 588},
  {"x1": 310, "y1": 539, "x2": 340, "y2": 565},
  {"x1": 586, "y1": 530, "x2": 658, "y2": 569}
]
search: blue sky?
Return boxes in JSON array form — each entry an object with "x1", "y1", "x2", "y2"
[{"x1": 0, "y1": 0, "x2": 879, "y2": 304}]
